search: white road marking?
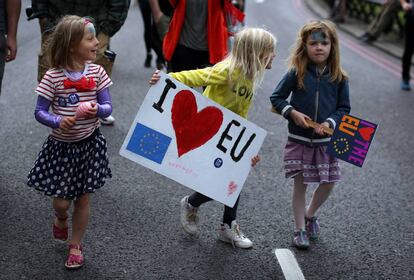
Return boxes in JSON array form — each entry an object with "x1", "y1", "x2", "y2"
[
  {"x1": 275, "y1": 248, "x2": 306, "y2": 280},
  {"x1": 255, "y1": 0, "x2": 265, "y2": 3}
]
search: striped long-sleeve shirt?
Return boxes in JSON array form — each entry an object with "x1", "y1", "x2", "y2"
[{"x1": 35, "y1": 63, "x2": 112, "y2": 142}]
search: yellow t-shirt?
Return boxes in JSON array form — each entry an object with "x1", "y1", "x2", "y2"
[{"x1": 170, "y1": 63, "x2": 253, "y2": 118}]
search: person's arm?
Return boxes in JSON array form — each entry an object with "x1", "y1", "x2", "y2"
[
  {"x1": 269, "y1": 70, "x2": 297, "y2": 119},
  {"x1": 96, "y1": 87, "x2": 112, "y2": 118},
  {"x1": 34, "y1": 96, "x2": 62, "y2": 128},
  {"x1": 326, "y1": 79, "x2": 351, "y2": 129},
  {"x1": 149, "y1": 0, "x2": 163, "y2": 23},
  {"x1": 5, "y1": 0, "x2": 21, "y2": 62},
  {"x1": 100, "y1": 0, "x2": 131, "y2": 37},
  {"x1": 400, "y1": 0, "x2": 412, "y2": 11},
  {"x1": 169, "y1": 66, "x2": 228, "y2": 88}
]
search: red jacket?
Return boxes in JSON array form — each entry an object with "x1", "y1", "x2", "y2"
[{"x1": 163, "y1": 0, "x2": 228, "y2": 64}]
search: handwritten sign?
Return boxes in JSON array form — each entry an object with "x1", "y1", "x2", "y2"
[
  {"x1": 327, "y1": 114, "x2": 378, "y2": 167},
  {"x1": 120, "y1": 72, "x2": 267, "y2": 207}
]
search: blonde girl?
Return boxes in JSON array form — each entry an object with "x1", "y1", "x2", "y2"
[
  {"x1": 270, "y1": 20, "x2": 350, "y2": 249},
  {"x1": 150, "y1": 27, "x2": 277, "y2": 248},
  {"x1": 27, "y1": 15, "x2": 113, "y2": 269}
]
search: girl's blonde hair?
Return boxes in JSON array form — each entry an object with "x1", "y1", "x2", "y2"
[
  {"x1": 288, "y1": 20, "x2": 348, "y2": 89},
  {"x1": 223, "y1": 27, "x2": 277, "y2": 93},
  {"x1": 47, "y1": 15, "x2": 88, "y2": 69}
]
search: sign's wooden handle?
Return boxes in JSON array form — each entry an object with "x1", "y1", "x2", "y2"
[
  {"x1": 305, "y1": 119, "x2": 333, "y2": 136},
  {"x1": 270, "y1": 106, "x2": 334, "y2": 136}
]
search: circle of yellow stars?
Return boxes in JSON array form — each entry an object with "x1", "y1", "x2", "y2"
[
  {"x1": 139, "y1": 133, "x2": 160, "y2": 155},
  {"x1": 333, "y1": 138, "x2": 349, "y2": 155}
]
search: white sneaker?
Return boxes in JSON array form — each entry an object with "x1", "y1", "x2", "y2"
[
  {"x1": 100, "y1": 115, "x2": 115, "y2": 125},
  {"x1": 180, "y1": 196, "x2": 199, "y2": 235},
  {"x1": 218, "y1": 220, "x2": 253, "y2": 249}
]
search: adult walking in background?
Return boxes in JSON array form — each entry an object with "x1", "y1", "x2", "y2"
[
  {"x1": 400, "y1": 0, "x2": 414, "y2": 90},
  {"x1": 359, "y1": 0, "x2": 400, "y2": 43},
  {"x1": 29, "y1": 0, "x2": 130, "y2": 124},
  {"x1": 0, "y1": 0, "x2": 21, "y2": 95},
  {"x1": 330, "y1": 0, "x2": 347, "y2": 23},
  {"x1": 163, "y1": 0, "x2": 228, "y2": 72},
  {"x1": 138, "y1": 0, "x2": 166, "y2": 70}
]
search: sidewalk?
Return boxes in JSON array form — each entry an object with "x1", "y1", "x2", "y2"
[{"x1": 306, "y1": 0, "x2": 405, "y2": 61}]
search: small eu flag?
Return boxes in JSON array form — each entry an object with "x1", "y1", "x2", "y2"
[{"x1": 126, "y1": 123, "x2": 171, "y2": 164}]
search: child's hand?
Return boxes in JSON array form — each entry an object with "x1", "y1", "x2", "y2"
[
  {"x1": 314, "y1": 121, "x2": 330, "y2": 136},
  {"x1": 149, "y1": 70, "x2": 161, "y2": 85},
  {"x1": 289, "y1": 109, "x2": 311, "y2": 129},
  {"x1": 60, "y1": 116, "x2": 76, "y2": 131},
  {"x1": 251, "y1": 155, "x2": 260, "y2": 167},
  {"x1": 83, "y1": 102, "x2": 98, "y2": 118},
  {"x1": 402, "y1": 2, "x2": 412, "y2": 11}
]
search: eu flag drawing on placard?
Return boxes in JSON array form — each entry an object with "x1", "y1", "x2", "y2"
[
  {"x1": 126, "y1": 123, "x2": 172, "y2": 164},
  {"x1": 327, "y1": 114, "x2": 377, "y2": 168}
]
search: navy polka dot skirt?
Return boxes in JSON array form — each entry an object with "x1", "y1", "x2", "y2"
[{"x1": 27, "y1": 129, "x2": 111, "y2": 200}]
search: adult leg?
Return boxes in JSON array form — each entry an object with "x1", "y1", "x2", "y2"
[
  {"x1": 402, "y1": 15, "x2": 414, "y2": 82},
  {"x1": 292, "y1": 174, "x2": 307, "y2": 230},
  {"x1": 305, "y1": 183, "x2": 335, "y2": 218},
  {"x1": 94, "y1": 32, "x2": 112, "y2": 76},
  {"x1": 138, "y1": 0, "x2": 153, "y2": 67},
  {"x1": 368, "y1": 0, "x2": 400, "y2": 39},
  {"x1": 37, "y1": 30, "x2": 51, "y2": 82},
  {"x1": 151, "y1": 23, "x2": 165, "y2": 69},
  {"x1": 0, "y1": 34, "x2": 6, "y2": 94}
]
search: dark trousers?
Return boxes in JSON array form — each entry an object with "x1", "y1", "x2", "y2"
[
  {"x1": 188, "y1": 192, "x2": 240, "y2": 226},
  {"x1": 169, "y1": 44, "x2": 210, "y2": 72},
  {"x1": 0, "y1": 33, "x2": 5, "y2": 95},
  {"x1": 402, "y1": 14, "x2": 414, "y2": 81},
  {"x1": 138, "y1": 0, "x2": 165, "y2": 63}
]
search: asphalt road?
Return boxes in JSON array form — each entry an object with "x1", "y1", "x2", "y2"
[{"x1": 0, "y1": 0, "x2": 413, "y2": 279}]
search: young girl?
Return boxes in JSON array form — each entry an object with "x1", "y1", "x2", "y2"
[
  {"x1": 27, "y1": 16, "x2": 113, "y2": 269},
  {"x1": 150, "y1": 27, "x2": 277, "y2": 249},
  {"x1": 270, "y1": 20, "x2": 350, "y2": 249}
]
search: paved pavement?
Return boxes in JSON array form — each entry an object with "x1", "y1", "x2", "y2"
[
  {"x1": 1, "y1": 1, "x2": 413, "y2": 279},
  {"x1": 307, "y1": 0, "x2": 406, "y2": 61}
]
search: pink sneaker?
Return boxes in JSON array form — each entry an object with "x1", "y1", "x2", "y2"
[{"x1": 65, "y1": 244, "x2": 84, "y2": 270}]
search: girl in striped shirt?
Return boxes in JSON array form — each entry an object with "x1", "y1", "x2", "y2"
[{"x1": 27, "y1": 15, "x2": 112, "y2": 269}]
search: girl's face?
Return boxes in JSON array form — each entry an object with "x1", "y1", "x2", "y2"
[
  {"x1": 305, "y1": 30, "x2": 331, "y2": 67},
  {"x1": 265, "y1": 50, "x2": 276, "y2": 69},
  {"x1": 71, "y1": 23, "x2": 99, "y2": 65}
]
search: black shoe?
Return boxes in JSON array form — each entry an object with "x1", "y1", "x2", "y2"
[
  {"x1": 359, "y1": 33, "x2": 375, "y2": 43},
  {"x1": 144, "y1": 53, "x2": 152, "y2": 68},
  {"x1": 156, "y1": 58, "x2": 165, "y2": 70}
]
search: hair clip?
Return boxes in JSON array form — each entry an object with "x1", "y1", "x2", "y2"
[{"x1": 83, "y1": 18, "x2": 92, "y2": 25}]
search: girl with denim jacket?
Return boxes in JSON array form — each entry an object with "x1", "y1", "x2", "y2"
[{"x1": 270, "y1": 20, "x2": 350, "y2": 249}]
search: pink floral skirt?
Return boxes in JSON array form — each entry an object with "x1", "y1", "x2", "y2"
[{"x1": 283, "y1": 141, "x2": 341, "y2": 184}]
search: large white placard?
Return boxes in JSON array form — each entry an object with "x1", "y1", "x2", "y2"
[{"x1": 120, "y1": 72, "x2": 266, "y2": 207}]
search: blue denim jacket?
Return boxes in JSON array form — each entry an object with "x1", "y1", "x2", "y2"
[{"x1": 270, "y1": 64, "x2": 351, "y2": 146}]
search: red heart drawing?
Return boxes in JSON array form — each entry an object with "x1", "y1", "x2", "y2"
[
  {"x1": 227, "y1": 181, "x2": 238, "y2": 196},
  {"x1": 359, "y1": 127, "x2": 375, "y2": 142},
  {"x1": 171, "y1": 90, "x2": 223, "y2": 157}
]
